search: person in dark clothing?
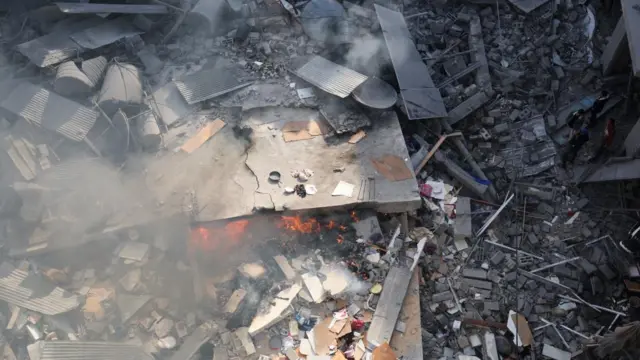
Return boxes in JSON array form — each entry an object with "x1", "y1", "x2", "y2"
[
  {"x1": 562, "y1": 126, "x2": 590, "y2": 167},
  {"x1": 567, "y1": 109, "x2": 586, "y2": 131},
  {"x1": 588, "y1": 90, "x2": 611, "y2": 127},
  {"x1": 588, "y1": 118, "x2": 616, "y2": 163}
]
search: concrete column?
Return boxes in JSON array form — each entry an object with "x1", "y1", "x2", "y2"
[{"x1": 602, "y1": 16, "x2": 629, "y2": 76}]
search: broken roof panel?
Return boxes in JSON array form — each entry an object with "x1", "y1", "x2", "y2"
[
  {"x1": 148, "y1": 82, "x2": 193, "y2": 126},
  {"x1": 291, "y1": 55, "x2": 368, "y2": 98},
  {"x1": 1, "y1": 82, "x2": 99, "y2": 141},
  {"x1": 507, "y1": 0, "x2": 550, "y2": 14},
  {"x1": 374, "y1": 5, "x2": 446, "y2": 119},
  {"x1": 401, "y1": 88, "x2": 448, "y2": 120},
  {"x1": 31, "y1": 340, "x2": 153, "y2": 360},
  {"x1": 573, "y1": 159, "x2": 640, "y2": 183},
  {"x1": 0, "y1": 262, "x2": 80, "y2": 315},
  {"x1": 55, "y1": 2, "x2": 169, "y2": 14},
  {"x1": 174, "y1": 67, "x2": 255, "y2": 105},
  {"x1": 16, "y1": 17, "x2": 103, "y2": 67},
  {"x1": 69, "y1": 17, "x2": 143, "y2": 49}
]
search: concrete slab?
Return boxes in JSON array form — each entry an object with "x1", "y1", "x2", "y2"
[
  {"x1": 390, "y1": 268, "x2": 423, "y2": 360},
  {"x1": 454, "y1": 197, "x2": 472, "y2": 242},
  {"x1": 141, "y1": 108, "x2": 420, "y2": 223},
  {"x1": 622, "y1": 0, "x2": 640, "y2": 77},
  {"x1": 507, "y1": 0, "x2": 550, "y2": 13},
  {"x1": 572, "y1": 158, "x2": 640, "y2": 183},
  {"x1": 624, "y1": 117, "x2": 640, "y2": 157},
  {"x1": 602, "y1": 17, "x2": 629, "y2": 76}
]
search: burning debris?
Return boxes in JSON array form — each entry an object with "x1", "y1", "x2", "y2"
[{"x1": 0, "y1": 0, "x2": 639, "y2": 359}]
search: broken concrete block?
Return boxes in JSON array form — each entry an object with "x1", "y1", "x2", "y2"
[
  {"x1": 537, "y1": 202, "x2": 554, "y2": 215},
  {"x1": 509, "y1": 110, "x2": 520, "y2": 121},
  {"x1": 542, "y1": 344, "x2": 571, "y2": 360},
  {"x1": 432, "y1": 291, "x2": 454, "y2": 303},
  {"x1": 484, "y1": 332, "x2": 499, "y2": 360},
  {"x1": 578, "y1": 259, "x2": 598, "y2": 275},
  {"x1": 488, "y1": 109, "x2": 502, "y2": 117},
  {"x1": 463, "y1": 269, "x2": 488, "y2": 280},
  {"x1": 481, "y1": 117, "x2": 495, "y2": 126},
  {"x1": 575, "y1": 198, "x2": 589, "y2": 209},
  {"x1": 490, "y1": 251, "x2": 505, "y2": 265},
  {"x1": 484, "y1": 301, "x2": 499, "y2": 311},
  {"x1": 493, "y1": 123, "x2": 509, "y2": 134},
  {"x1": 302, "y1": 273, "x2": 326, "y2": 303},
  {"x1": 464, "y1": 279, "x2": 493, "y2": 290}
]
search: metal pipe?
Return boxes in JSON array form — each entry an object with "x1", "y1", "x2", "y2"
[
  {"x1": 558, "y1": 294, "x2": 626, "y2": 317},
  {"x1": 486, "y1": 240, "x2": 544, "y2": 260},
  {"x1": 530, "y1": 257, "x2": 581, "y2": 273},
  {"x1": 440, "y1": 119, "x2": 498, "y2": 201}
]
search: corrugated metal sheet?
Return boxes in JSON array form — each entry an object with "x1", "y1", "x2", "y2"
[
  {"x1": 16, "y1": 17, "x2": 103, "y2": 67},
  {"x1": 54, "y1": 61, "x2": 92, "y2": 96},
  {"x1": 56, "y1": 2, "x2": 168, "y2": 14},
  {"x1": 0, "y1": 262, "x2": 80, "y2": 315},
  {"x1": 174, "y1": 67, "x2": 254, "y2": 105},
  {"x1": 98, "y1": 63, "x2": 143, "y2": 115},
  {"x1": 70, "y1": 17, "x2": 143, "y2": 50},
  {"x1": 32, "y1": 340, "x2": 153, "y2": 360},
  {"x1": 1, "y1": 82, "x2": 99, "y2": 141},
  {"x1": 375, "y1": 5, "x2": 446, "y2": 119},
  {"x1": 81, "y1": 56, "x2": 108, "y2": 87},
  {"x1": 291, "y1": 55, "x2": 367, "y2": 98}
]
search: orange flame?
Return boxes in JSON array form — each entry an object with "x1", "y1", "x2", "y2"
[
  {"x1": 350, "y1": 211, "x2": 359, "y2": 223},
  {"x1": 337, "y1": 234, "x2": 344, "y2": 244},
  {"x1": 189, "y1": 219, "x2": 249, "y2": 253},
  {"x1": 278, "y1": 216, "x2": 321, "y2": 233}
]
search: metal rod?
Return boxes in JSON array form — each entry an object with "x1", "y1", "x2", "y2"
[
  {"x1": 540, "y1": 318, "x2": 571, "y2": 350},
  {"x1": 447, "y1": 278, "x2": 463, "y2": 313},
  {"x1": 558, "y1": 295, "x2": 626, "y2": 317},
  {"x1": 476, "y1": 193, "x2": 515, "y2": 237},
  {"x1": 486, "y1": 241, "x2": 544, "y2": 260},
  {"x1": 560, "y1": 324, "x2": 590, "y2": 339},
  {"x1": 530, "y1": 257, "x2": 581, "y2": 273},
  {"x1": 566, "y1": 235, "x2": 609, "y2": 249}
]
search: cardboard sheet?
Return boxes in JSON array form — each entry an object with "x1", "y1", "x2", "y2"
[
  {"x1": 282, "y1": 120, "x2": 330, "y2": 142},
  {"x1": 371, "y1": 155, "x2": 413, "y2": 181},
  {"x1": 181, "y1": 119, "x2": 225, "y2": 153}
]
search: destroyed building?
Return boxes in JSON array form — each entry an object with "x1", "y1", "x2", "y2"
[{"x1": 0, "y1": 0, "x2": 639, "y2": 360}]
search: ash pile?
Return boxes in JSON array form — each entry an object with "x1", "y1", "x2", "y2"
[{"x1": 0, "y1": 0, "x2": 638, "y2": 359}]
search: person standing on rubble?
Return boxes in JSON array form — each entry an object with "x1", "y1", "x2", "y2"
[
  {"x1": 562, "y1": 125, "x2": 590, "y2": 168},
  {"x1": 588, "y1": 90, "x2": 611, "y2": 127},
  {"x1": 588, "y1": 117, "x2": 616, "y2": 163},
  {"x1": 567, "y1": 108, "x2": 586, "y2": 133}
]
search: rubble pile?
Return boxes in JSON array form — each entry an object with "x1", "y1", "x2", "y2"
[{"x1": 0, "y1": 0, "x2": 638, "y2": 359}]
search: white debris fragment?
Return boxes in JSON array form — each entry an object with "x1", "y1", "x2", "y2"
[
  {"x1": 297, "y1": 88, "x2": 315, "y2": 99},
  {"x1": 332, "y1": 181, "x2": 354, "y2": 197}
]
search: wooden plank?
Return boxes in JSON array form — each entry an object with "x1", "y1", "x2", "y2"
[
  {"x1": 249, "y1": 284, "x2": 301, "y2": 336},
  {"x1": 180, "y1": 119, "x2": 225, "y2": 153},
  {"x1": 302, "y1": 273, "x2": 326, "y2": 303},
  {"x1": 273, "y1": 255, "x2": 296, "y2": 280},
  {"x1": 224, "y1": 289, "x2": 247, "y2": 313},
  {"x1": 235, "y1": 327, "x2": 256, "y2": 356},
  {"x1": 366, "y1": 266, "x2": 412, "y2": 348},
  {"x1": 390, "y1": 268, "x2": 423, "y2": 359}
]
